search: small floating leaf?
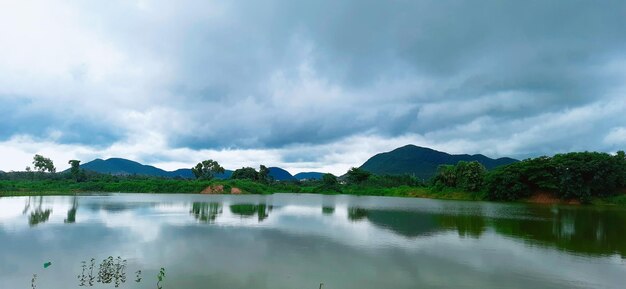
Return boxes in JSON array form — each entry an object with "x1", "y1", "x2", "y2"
[{"x1": 43, "y1": 262, "x2": 52, "y2": 268}]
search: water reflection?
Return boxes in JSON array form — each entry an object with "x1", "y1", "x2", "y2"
[
  {"x1": 6, "y1": 195, "x2": 626, "y2": 257},
  {"x1": 491, "y1": 207, "x2": 626, "y2": 256},
  {"x1": 345, "y1": 207, "x2": 486, "y2": 238},
  {"x1": 346, "y1": 206, "x2": 626, "y2": 255},
  {"x1": 25, "y1": 196, "x2": 53, "y2": 227},
  {"x1": 347, "y1": 207, "x2": 367, "y2": 222},
  {"x1": 363, "y1": 210, "x2": 442, "y2": 237},
  {"x1": 65, "y1": 196, "x2": 77, "y2": 224},
  {"x1": 229, "y1": 204, "x2": 272, "y2": 222},
  {"x1": 29, "y1": 209, "x2": 52, "y2": 226},
  {"x1": 439, "y1": 214, "x2": 486, "y2": 239},
  {"x1": 190, "y1": 202, "x2": 222, "y2": 223},
  {"x1": 1, "y1": 194, "x2": 626, "y2": 289},
  {"x1": 84, "y1": 202, "x2": 135, "y2": 212}
]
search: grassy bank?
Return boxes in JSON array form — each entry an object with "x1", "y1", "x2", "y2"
[
  {"x1": 1, "y1": 178, "x2": 624, "y2": 206},
  {"x1": 0, "y1": 178, "x2": 478, "y2": 200}
]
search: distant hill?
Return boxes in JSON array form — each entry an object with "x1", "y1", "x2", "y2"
[
  {"x1": 81, "y1": 158, "x2": 168, "y2": 176},
  {"x1": 268, "y1": 167, "x2": 296, "y2": 181},
  {"x1": 359, "y1": 145, "x2": 518, "y2": 180},
  {"x1": 79, "y1": 158, "x2": 232, "y2": 179},
  {"x1": 294, "y1": 172, "x2": 325, "y2": 180}
]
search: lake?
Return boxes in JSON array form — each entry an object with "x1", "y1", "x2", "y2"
[{"x1": 1, "y1": 193, "x2": 625, "y2": 289}]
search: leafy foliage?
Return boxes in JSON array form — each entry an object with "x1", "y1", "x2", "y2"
[
  {"x1": 191, "y1": 160, "x2": 225, "y2": 181},
  {"x1": 320, "y1": 173, "x2": 340, "y2": 192},
  {"x1": 231, "y1": 165, "x2": 273, "y2": 184},
  {"x1": 433, "y1": 161, "x2": 486, "y2": 192},
  {"x1": 485, "y1": 152, "x2": 626, "y2": 202},
  {"x1": 259, "y1": 165, "x2": 271, "y2": 184},
  {"x1": 346, "y1": 167, "x2": 372, "y2": 184},
  {"x1": 231, "y1": 167, "x2": 259, "y2": 180},
  {"x1": 3, "y1": 151, "x2": 625, "y2": 205},
  {"x1": 68, "y1": 160, "x2": 85, "y2": 182},
  {"x1": 33, "y1": 154, "x2": 56, "y2": 173}
]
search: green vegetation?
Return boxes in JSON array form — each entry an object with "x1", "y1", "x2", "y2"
[
  {"x1": 231, "y1": 165, "x2": 272, "y2": 183},
  {"x1": 1, "y1": 151, "x2": 625, "y2": 205},
  {"x1": 432, "y1": 161, "x2": 486, "y2": 192},
  {"x1": 75, "y1": 257, "x2": 165, "y2": 288},
  {"x1": 68, "y1": 160, "x2": 83, "y2": 182},
  {"x1": 319, "y1": 173, "x2": 340, "y2": 192},
  {"x1": 484, "y1": 152, "x2": 626, "y2": 203},
  {"x1": 191, "y1": 159, "x2": 225, "y2": 180},
  {"x1": 32, "y1": 154, "x2": 56, "y2": 173},
  {"x1": 345, "y1": 167, "x2": 372, "y2": 184}
]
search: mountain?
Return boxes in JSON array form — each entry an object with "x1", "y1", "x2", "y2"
[
  {"x1": 79, "y1": 158, "x2": 232, "y2": 179},
  {"x1": 359, "y1": 145, "x2": 518, "y2": 180},
  {"x1": 214, "y1": 170, "x2": 233, "y2": 179},
  {"x1": 294, "y1": 172, "x2": 325, "y2": 180},
  {"x1": 268, "y1": 167, "x2": 296, "y2": 181},
  {"x1": 81, "y1": 158, "x2": 169, "y2": 176}
]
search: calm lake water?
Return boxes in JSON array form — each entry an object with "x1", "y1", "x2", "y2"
[{"x1": 1, "y1": 193, "x2": 625, "y2": 289}]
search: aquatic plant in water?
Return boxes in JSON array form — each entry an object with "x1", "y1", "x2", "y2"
[
  {"x1": 156, "y1": 267, "x2": 166, "y2": 289},
  {"x1": 78, "y1": 261, "x2": 87, "y2": 286},
  {"x1": 75, "y1": 257, "x2": 168, "y2": 288},
  {"x1": 31, "y1": 274, "x2": 37, "y2": 289},
  {"x1": 96, "y1": 256, "x2": 127, "y2": 287},
  {"x1": 78, "y1": 257, "x2": 126, "y2": 287}
]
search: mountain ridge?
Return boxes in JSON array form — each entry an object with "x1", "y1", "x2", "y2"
[
  {"x1": 79, "y1": 158, "x2": 233, "y2": 179},
  {"x1": 268, "y1": 167, "x2": 296, "y2": 181},
  {"x1": 78, "y1": 158, "x2": 297, "y2": 181},
  {"x1": 359, "y1": 145, "x2": 518, "y2": 180},
  {"x1": 294, "y1": 172, "x2": 325, "y2": 180},
  {"x1": 75, "y1": 145, "x2": 518, "y2": 181}
]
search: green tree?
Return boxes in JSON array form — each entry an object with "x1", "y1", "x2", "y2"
[
  {"x1": 434, "y1": 165, "x2": 456, "y2": 187},
  {"x1": 455, "y1": 161, "x2": 486, "y2": 191},
  {"x1": 191, "y1": 159, "x2": 225, "y2": 181},
  {"x1": 231, "y1": 167, "x2": 259, "y2": 180},
  {"x1": 68, "y1": 160, "x2": 81, "y2": 182},
  {"x1": 259, "y1": 165, "x2": 272, "y2": 184},
  {"x1": 433, "y1": 161, "x2": 486, "y2": 192},
  {"x1": 320, "y1": 173, "x2": 341, "y2": 192},
  {"x1": 484, "y1": 152, "x2": 626, "y2": 203},
  {"x1": 346, "y1": 167, "x2": 372, "y2": 184},
  {"x1": 32, "y1": 154, "x2": 56, "y2": 173},
  {"x1": 322, "y1": 173, "x2": 339, "y2": 187}
]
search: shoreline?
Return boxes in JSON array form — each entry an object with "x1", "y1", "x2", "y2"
[{"x1": 2, "y1": 188, "x2": 625, "y2": 207}]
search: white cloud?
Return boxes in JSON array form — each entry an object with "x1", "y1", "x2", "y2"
[
  {"x1": 1, "y1": 1, "x2": 626, "y2": 173},
  {"x1": 604, "y1": 127, "x2": 626, "y2": 146}
]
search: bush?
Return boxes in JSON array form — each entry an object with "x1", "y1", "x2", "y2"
[
  {"x1": 432, "y1": 161, "x2": 485, "y2": 192},
  {"x1": 485, "y1": 152, "x2": 626, "y2": 203}
]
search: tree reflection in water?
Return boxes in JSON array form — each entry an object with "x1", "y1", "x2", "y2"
[
  {"x1": 322, "y1": 206, "x2": 335, "y2": 215},
  {"x1": 28, "y1": 196, "x2": 52, "y2": 227},
  {"x1": 344, "y1": 205, "x2": 626, "y2": 257},
  {"x1": 190, "y1": 202, "x2": 222, "y2": 223},
  {"x1": 230, "y1": 204, "x2": 272, "y2": 222},
  {"x1": 347, "y1": 207, "x2": 368, "y2": 222},
  {"x1": 491, "y1": 207, "x2": 626, "y2": 257},
  {"x1": 65, "y1": 196, "x2": 78, "y2": 224}
]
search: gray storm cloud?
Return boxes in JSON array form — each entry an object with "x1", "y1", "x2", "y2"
[{"x1": 0, "y1": 0, "x2": 625, "y2": 172}]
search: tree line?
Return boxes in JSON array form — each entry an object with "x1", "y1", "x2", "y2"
[{"x1": 2, "y1": 151, "x2": 625, "y2": 203}]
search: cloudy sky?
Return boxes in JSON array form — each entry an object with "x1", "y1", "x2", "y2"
[{"x1": 1, "y1": 0, "x2": 626, "y2": 175}]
